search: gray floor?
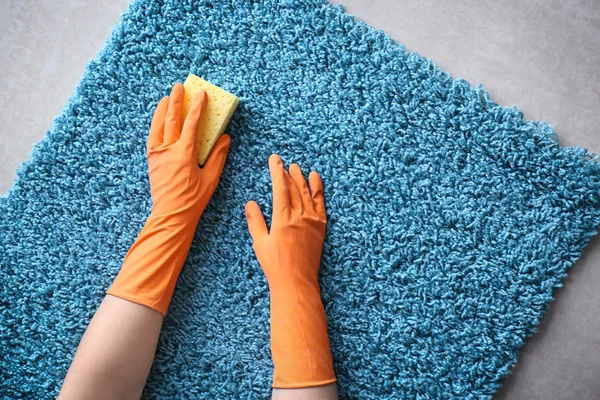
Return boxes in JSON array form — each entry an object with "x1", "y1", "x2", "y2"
[
  {"x1": 0, "y1": 0, "x2": 131, "y2": 192},
  {"x1": 1, "y1": 1, "x2": 599, "y2": 399}
]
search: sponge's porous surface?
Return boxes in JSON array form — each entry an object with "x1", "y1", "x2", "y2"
[
  {"x1": 1, "y1": 0, "x2": 600, "y2": 398},
  {"x1": 182, "y1": 73, "x2": 239, "y2": 165}
]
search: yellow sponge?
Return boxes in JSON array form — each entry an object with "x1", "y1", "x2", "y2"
[{"x1": 181, "y1": 73, "x2": 239, "y2": 165}]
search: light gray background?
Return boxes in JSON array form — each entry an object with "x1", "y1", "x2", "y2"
[{"x1": 1, "y1": 1, "x2": 598, "y2": 399}]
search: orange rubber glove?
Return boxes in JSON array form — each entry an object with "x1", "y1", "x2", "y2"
[
  {"x1": 107, "y1": 83, "x2": 231, "y2": 316},
  {"x1": 245, "y1": 155, "x2": 336, "y2": 388}
]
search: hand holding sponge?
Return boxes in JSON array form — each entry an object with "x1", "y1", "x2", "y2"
[{"x1": 108, "y1": 77, "x2": 237, "y2": 316}]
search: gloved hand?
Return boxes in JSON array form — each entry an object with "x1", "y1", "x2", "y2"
[
  {"x1": 245, "y1": 154, "x2": 336, "y2": 388},
  {"x1": 108, "y1": 83, "x2": 231, "y2": 316}
]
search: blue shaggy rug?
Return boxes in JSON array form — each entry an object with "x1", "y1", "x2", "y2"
[{"x1": 1, "y1": 0, "x2": 600, "y2": 398}]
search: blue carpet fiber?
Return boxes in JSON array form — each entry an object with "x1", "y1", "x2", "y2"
[{"x1": 1, "y1": 0, "x2": 600, "y2": 398}]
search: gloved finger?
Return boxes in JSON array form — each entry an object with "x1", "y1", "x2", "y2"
[
  {"x1": 309, "y1": 171, "x2": 326, "y2": 222},
  {"x1": 269, "y1": 154, "x2": 290, "y2": 213},
  {"x1": 148, "y1": 96, "x2": 169, "y2": 150},
  {"x1": 289, "y1": 163, "x2": 314, "y2": 213},
  {"x1": 285, "y1": 169, "x2": 303, "y2": 212},
  {"x1": 201, "y1": 134, "x2": 231, "y2": 179},
  {"x1": 164, "y1": 83, "x2": 184, "y2": 146},
  {"x1": 181, "y1": 90, "x2": 206, "y2": 151},
  {"x1": 245, "y1": 200, "x2": 268, "y2": 241}
]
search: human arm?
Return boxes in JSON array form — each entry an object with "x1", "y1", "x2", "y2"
[
  {"x1": 58, "y1": 83, "x2": 230, "y2": 399},
  {"x1": 245, "y1": 155, "x2": 338, "y2": 400},
  {"x1": 272, "y1": 385, "x2": 338, "y2": 400},
  {"x1": 57, "y1": 296, "x2": 163, "y2": 399}
]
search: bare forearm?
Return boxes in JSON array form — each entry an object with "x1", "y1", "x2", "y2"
[
  {"x1": 58, "y1": 295, "x2": 163, "y2": 400},
  {"x1": 273, "y1": 383, "x2": 338, "y2": 400}
]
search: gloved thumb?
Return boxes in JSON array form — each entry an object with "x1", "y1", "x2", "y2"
[
  {"x1": 245, "y1": 201, "x2": 268, "y2": 242},
  {"x1": 201, "y1": 134, "x2": 231, "y2": 179}
]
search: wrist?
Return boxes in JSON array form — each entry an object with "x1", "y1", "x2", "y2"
[
  {"x1": 108, "y1": 210, "x2": 199, "y2": 316},
  {"x1": 269, "y1": 297, "x2": 336, "y2": 388},
  {"x1": 267, "y1": 277, "x2": 336, "y2": 388},
  {"x1": 267, "y1": 272, "x2": 321, "y2": 310},
  {"x1": 147, "y1": 208, "x2": 201, "y2": 235}
]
